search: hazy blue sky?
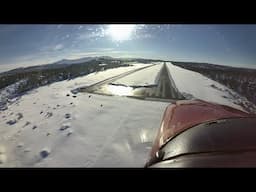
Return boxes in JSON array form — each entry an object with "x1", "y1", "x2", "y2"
[{"x1": 1, "y1": 24, "x2": 256, "y2": 69}]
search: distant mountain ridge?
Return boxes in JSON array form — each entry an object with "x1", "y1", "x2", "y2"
[{"x1": 54, "y1": 56, "x2": 114, "y2": 65}]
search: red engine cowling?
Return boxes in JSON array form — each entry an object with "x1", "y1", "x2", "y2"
[{"x1": 146, "y1": 99, "x2": 256, "y2": 167}]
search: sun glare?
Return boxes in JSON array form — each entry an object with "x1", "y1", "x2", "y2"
[
  {"x1": 107, "y1": 84, "x2": 133, "y2": 96},
  {"x1": 106, "y1": 24, "x2": 136, "y2": 42}
]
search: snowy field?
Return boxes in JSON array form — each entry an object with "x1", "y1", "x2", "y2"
[
  {"x1": 0, "y1": 63, "x2": 146, "y2": 106},
  {"x1": 166, "y1": 62, "x2": 256, "y2": 113},
  {"x1": 0, "y1": 63, "x2": 168, "y2": 167}
]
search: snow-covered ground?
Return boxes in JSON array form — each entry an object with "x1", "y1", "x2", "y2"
[
  {"x1": 167, "y1": 62, "x2": 255, "y2": 113},
  {"x1": 0, "y1": 79, "x2": 28, "y2": 110},
  {"x1": 112, "y1": 62, "x2": 163, "y2": 86},
  {"x1": 0, "y1": 63, "x2": 147, "y2": 110},
  {"x1": 0, "y1": 61, "x2": 254, "y2": 167},
  {"x1": 65, "y1": 63, "x2": 147, "y2": 90},
  {"x1": 0, "y1": 63, "x2": 168, "y2": 167}
]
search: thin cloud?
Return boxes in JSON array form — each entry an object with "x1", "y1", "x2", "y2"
[
  {"x1": 53, "y1": 44, "x2": 64, "y2": 51},
  {"x1": 90, "y1": 48, "x2": 115, "y2": 52},
  {"x1": 39, "y1": 43, "x2": 64, "y2": 52},
  {"x1": 57, "y1": 24, "x2": 63, "y2": 29},
  {"x1": 134, "y1": 33, "x2": 153, "y2": 39},
  {"x1": 77, "y1": 30, "x2": 105, "y2": 40}
]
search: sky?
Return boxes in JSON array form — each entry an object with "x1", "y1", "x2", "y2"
[{"x1": 1, "y1": 24, "x2": 256, "y2": 70}]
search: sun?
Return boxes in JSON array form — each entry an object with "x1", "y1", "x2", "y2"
[{"x1": 106, "y1": 24, "x2": 136, "y2": 42}]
